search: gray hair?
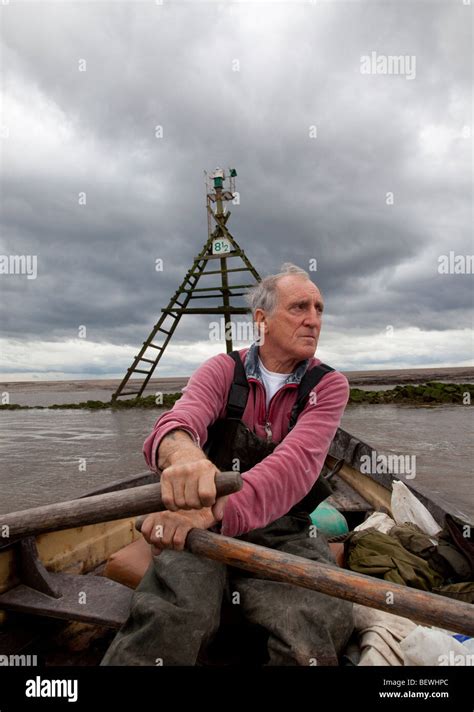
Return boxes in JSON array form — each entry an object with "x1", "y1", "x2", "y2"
[{"x1": 246, "y1": 263, "x2": 310, "y2": 316}]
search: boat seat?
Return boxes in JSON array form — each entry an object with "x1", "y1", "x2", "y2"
[
  {"x1": 0, "y1": 536, "x2": 134, "y2": 629},
  {"x1": 104, "y1": 535, "x2": 345, "y2": 590}
]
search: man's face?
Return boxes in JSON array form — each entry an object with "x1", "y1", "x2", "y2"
[{"x1": 258, "y1": 276, "x2": 324, "y2": 362}]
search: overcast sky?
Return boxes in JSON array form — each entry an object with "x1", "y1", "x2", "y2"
[{"x1": 0, "y1": 0, "x2": 472, "y2": 380}]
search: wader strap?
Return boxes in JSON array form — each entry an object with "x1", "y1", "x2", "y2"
[
  {"x1": 226, "y1": 351, "x2": 250, "y2": 419},
  {"x1": 226, "y1": 352, "x2": 334, "y2": 429},
  {"x1": 288, "y1": 363, "x2": 334, "y2": 431}
]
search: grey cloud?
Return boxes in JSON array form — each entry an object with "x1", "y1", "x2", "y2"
[{"x1": 0, "y1": 1, "x2": 471, "y2": 374}]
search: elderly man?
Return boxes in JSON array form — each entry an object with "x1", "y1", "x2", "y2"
[{"x1": 101, "y1": 263, "x2": 353, "y2": 666}]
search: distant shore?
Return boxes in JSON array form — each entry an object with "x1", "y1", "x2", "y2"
[{"x1": 0, "y1": 366, "x2": 472, "y2": 408}]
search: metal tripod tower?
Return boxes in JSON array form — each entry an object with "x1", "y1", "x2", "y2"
[{"x1": 112, "y1": 168, "x2": 261, "y2": 400}]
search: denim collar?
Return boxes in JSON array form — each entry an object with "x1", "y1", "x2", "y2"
[{"x1": 244, "y1": 342, "x2": 309, "y2": 386}]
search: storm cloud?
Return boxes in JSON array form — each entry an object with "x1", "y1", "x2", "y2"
[{"x1": 0, "y1": 0, "x2": 472, "y2": 378}]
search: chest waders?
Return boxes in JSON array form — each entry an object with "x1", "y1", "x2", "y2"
[
  {"x1": 204, "y1": 351, "x2": 335, "y2": 526},
  {"x1": 101, "y1": 353, "x2": 355, "y2": 667}
]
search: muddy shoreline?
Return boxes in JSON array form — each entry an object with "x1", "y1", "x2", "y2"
[{"x1": 1, "y1": 367, "x2": 472, "y2": 408}]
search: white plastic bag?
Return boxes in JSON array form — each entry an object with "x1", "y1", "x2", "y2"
[
  {"x1": 391, "y1": 481, "x2": 442, "y2": 538},
  {"x1": 354, "y1": 511, "x2": 396, "y2": 535},
  {"x1": 401, "y1": 626, "x2": 473, "y2": 666}
]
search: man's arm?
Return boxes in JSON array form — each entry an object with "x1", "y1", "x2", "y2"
[
  {"x1": 157, "y1": 429, "x2": 220, "y2": 511},
  {"x1": 157, "y1": 429, "x2": 205, "y2": 470},
  {"x1": 143, "y1": 351, "x2": 235, "y2": 477},
  {"x1": 140, "y1": 352, "x2": 236, "y2": 553},
  {"x1": 141, "y1": 429, "x2": 228, "y2": 553}
]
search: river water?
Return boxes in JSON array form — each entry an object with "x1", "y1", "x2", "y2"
[{"x1": 0, "y1": 404, "x2": 472, "y2": 522}]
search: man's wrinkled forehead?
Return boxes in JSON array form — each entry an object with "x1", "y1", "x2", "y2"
[{"x1": 276, "y1": 275, "x2": 323, "y2": 307}]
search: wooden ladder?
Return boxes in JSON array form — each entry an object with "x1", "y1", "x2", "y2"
[{"x1": 112, "y1": 208, "x2": 261, "y2": 400}]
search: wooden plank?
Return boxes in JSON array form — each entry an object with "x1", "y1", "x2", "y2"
[
  {"x1": 0, "y1": 573, "x2": 133, "y2": 628},
  {"x1": 1, "y1": 518, "x2": 140, "y2": 594},
  {"x1": 181, "y1": 284, "x2": 254, "y2": 292},
  {"x1": 326, "y1": 476, "x2": 372, "y2": 512},
  {"x1": 161, "y1": 307, "x2": 249, "y2": 314},
  {"x1": 220, "y1": 255, "x2": 233, "y2": 353},
  {"x1": 194, "y1": 252, "x2": 243, "y2": 261},
  {"x1": 326, "y1": 455, "x2": 392, "y2": 513},
  {"x1": 199, "y1": 267, "x2": 250, "y2": 276},
  {"x1": 188, "y1": 293, "x2": 247, "y2": 299}
]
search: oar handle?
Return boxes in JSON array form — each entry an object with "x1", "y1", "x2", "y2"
[
  {"x1": 134, "y1": 472, "x2": 240, "y2": 532},
  {"x1": 1, "y1": 471, "x2": 243, "y2": 540}
]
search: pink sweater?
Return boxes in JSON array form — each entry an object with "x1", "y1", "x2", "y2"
[{"x1": 143, "y1": 347, "x2": 349, "y2": 537}]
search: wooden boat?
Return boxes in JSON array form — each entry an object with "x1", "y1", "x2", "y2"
[{"x1": 0, "y1": 426, "x2": 472, "y2": 665}]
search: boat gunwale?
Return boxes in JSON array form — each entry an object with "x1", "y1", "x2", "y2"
[{"x1": 330, "y1": 428, "x2": 473, "y2": 528}]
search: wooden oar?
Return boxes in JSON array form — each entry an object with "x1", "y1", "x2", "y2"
[
  {"x1": 132, "y1": 515, "x2": 474, "y2": 636},
  {"x1": 183, "y1": 529, "x2": 474, "y2": 637},
  {"x1": 0, "y1": 472, "x2": 242, "y2": 540},
  {"x1": 3, "y1": 472, "x2": 473, "y2": 636}
]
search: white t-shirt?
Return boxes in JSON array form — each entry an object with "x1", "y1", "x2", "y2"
[{"x1": 258, "y1": 357, "x2": 291, "y2": 409}]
